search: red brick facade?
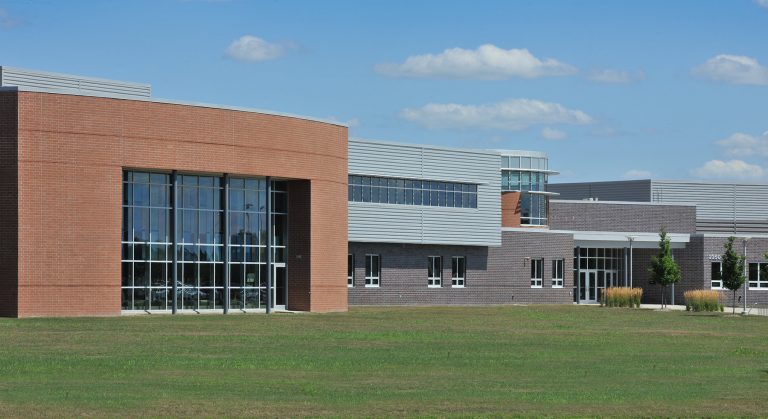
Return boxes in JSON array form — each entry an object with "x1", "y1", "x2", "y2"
[
  {"x1": 2, "y1": 90, "x2": 348, "y2": 317},
  {"x1": 501, "y1": 191, "x2": 521, "y2": 228}
]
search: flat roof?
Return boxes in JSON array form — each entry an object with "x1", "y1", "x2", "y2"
[
  {"x1": 550, "y1": 199, "x2": 697, "y2": 207},
  {"x1": 349, "y1": 137, "x2": 501, "y2": 157},
  {"x1": 552, "y1": 179, "x2": 768, "y2": 187}
]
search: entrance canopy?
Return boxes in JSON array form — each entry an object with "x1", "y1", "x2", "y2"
[{"x1": 560, "y1": 230, "x2": 690, "y2": 249}]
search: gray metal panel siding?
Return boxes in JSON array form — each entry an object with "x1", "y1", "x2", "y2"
[
  {"x1": 348, "y1": 140, "x2": 501, "y2": 246},
  {"x1": 651, "y1": 181, "x2": 768, "y2": 233},
  {"x1": 548, "y1": 180, "x2": 651, "y2": 202},
  {"x1": 0, "y1": 67, "x2": 151, "y2": 98}
]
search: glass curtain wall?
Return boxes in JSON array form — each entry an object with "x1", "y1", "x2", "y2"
[
  {"x1": 122, "y1": 172, "x2": 171, "y2": 310},
  {"x1": 122, "y1": 171, "x2": 286, "y2": 312},
  {"x1": 500, "y1": 155, "x2": 551, "y2": 226},
  {"x1": 573, "y1": 248, "x2": 625, "y2": 302},
  {"x1": 178, "y1": 175, "x2": 224, "y2": 310}
]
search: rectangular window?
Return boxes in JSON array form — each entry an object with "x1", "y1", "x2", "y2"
[
  {"x1": 749, "y1": 262, "x2": 768, "y2": 289},
  {"x1": 711, "y1": 262, "x2": 722, "y2": 289},
  {"x1": 451, "y1": 256, "x2": 466, "y2": 288},
  {"x1": 428, "y1": 256, "x2": 442, "y2": 287},
  {"x1": 530, "y1": 258, "x2": 543, "y2": 288},
  {"x1": 348, "y1": 254, "x2": 354, "y2": 287},
  {"x1": 365, "y1": 254, "x2": 380, "y2": 287},
  {"x1": 347, "y1": 175, "x2": 477, "y2": 209},
  {"x1": 552, "y1": 259, "x2": 564, "y2": 288}
]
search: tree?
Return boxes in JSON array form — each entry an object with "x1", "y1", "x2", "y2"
[
  {"x1": 649, "y1": 228, "x2": 681, "y2": 308},
  {"x1": 721, "y1": 236, "x2": 746, "y2": 314}
]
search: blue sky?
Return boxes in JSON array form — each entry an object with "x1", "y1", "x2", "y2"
[{"x1": 1, "y1": 0, "x2": 767, "y2": 182}]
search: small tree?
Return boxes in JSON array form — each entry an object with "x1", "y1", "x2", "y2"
[
  {"x1": 649, "y1": 228, "x2": 681, "y2": 308},
  {"x1": 721, "y1": 236, "x2": 746, "y2": 314}
]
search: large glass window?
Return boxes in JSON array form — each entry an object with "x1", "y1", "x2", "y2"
[
  {"x1": 519, "y1": 193, "x2": 548, "y2": 226},
  {"x1": 228, "y1": 177, "x2": 268, "y2": 310},
  {"x1": 122, "y1": 171, "x2": 286, "y2": 312},
  {"x1": 365, "y1": 254, "x2": 380, "y2": 287},
  {"x1": 451, "y1": 256, "x2": 466, "y2": 288},
  {"x1": 428, "y1": 256, "x2": 442, "y2": 288},
  {"x1": 178, "y1": 174, "x2": 225, "y2": 310},
  {"x1": 349, "y1": 175, "x2": 477, "y2": 208},
  {"x1": 122, "y1": 172, "x2": 171, "y2": 311},
  {"x1": 530, "y1": 258, "x2": 543, "y2": 288},
  {"x1": 552, "y1": 259, "x2": 564, "y2": 288},
  {"x1": 748, "y1": 262, "x2": 768, "y2": 289},
  {"x1": 501, "y1": 170, "x2": 548, "y2": 192}
]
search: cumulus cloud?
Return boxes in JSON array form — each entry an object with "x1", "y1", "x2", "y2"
[
  {"x1": 0, "y1": 8, "x2": 22, "y2": 29},
  {"x1": 376, "y1": 45, "x2": 577, "y2": 80},
  {"x1": 692, "y1": 159, "x2": 765, "y2": 180},
  {"x1": 401, "y1": 99, "x2": 592, "y2": 131},
  {"x1": 225, "y1": 35, "x2": 291, "y2": 63},
  {"x1": 716, "y1": 131, "x2": 768, "y2": 157},
  {"x1": 588, "y1": 68, "x2": 645, "y2": 84},
  {"x1": 622, "y1": 169, "x2": 652, "y2": 179},
  {"x1": 539, "y1": 127, "x2": 567, "y2": 140},
  {"x1": 693, "y1": 54, "x2": 768, "y2": 85}
]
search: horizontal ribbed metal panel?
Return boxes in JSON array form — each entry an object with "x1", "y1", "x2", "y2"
[
  {"x1": 348, "y1": 139, "x2": 501, "y2": 246},
  {"x1": 548, "y1": 180, "x2": 651, "y2": 202},
  {"x1": 651, "y1": 181, "x2": 768, "y2": 233},
  {"x1": 0, "y1": 66, "x2": 151, "y2": 98}
]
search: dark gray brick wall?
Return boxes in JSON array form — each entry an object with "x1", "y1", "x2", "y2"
[
  {"x1": 348, "y1": 231, "x2": 574, "y2": 305},
  {"x1": 630, "y1": 236, "x2": 704, "y2": 305},
  {"x1": 550, "y1": 201, "x2": 696, "y2": 234},
  {"x1": 702, "y1": 236, "x2": 768, "y2": 306}
]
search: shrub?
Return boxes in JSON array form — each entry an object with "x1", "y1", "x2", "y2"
[
  {"x1": 601, "y1": 287, "x2": 643, "y2": 308},
  {"x1": 684, "y1": 290, "x2": 724, "y2": 312}
]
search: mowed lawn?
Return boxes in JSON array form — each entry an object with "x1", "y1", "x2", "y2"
[{"x1": 0, "y1": 306, "x2": 767, "y2": 417}]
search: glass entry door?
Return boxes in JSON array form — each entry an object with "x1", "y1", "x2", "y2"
[
  {"x1": 272, "y1": 263, "x2": 287, "y2": 310},
  {"x1": 579, "y1": 271, "x2": 598, "y2": 303}
]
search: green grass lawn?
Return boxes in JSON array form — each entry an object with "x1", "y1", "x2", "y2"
[{"x1": 0, "y1": 306, "x2": 767, "y2": 417}]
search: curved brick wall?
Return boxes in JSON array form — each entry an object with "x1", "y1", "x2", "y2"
[{"x1": 6, "y1": 90, "x2": 348, "y2": 317}]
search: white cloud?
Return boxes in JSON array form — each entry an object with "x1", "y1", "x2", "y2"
[
  {"x1": 325, "y1": 116, "x2": 360, "y2": 128},
  {"x1": 716, "y1": 131, "x2": 768, "y2": 157},
  {"x1": 376, "y1": 44, "x2": 577, "y2": 80},
  {"x1": 588, "y1": 69, "x2": 645, "y2": 84},
  {"x1": 0, "y1": 8, "x2": 21, "y2": 29},
  {"x1": 756, "y1": 0, "x2": 768, "y2": 9},
  {"x1": 225, "y1": 35, "x2": 291, "y2": 63},
  {"x1": 539, "y1": 127, "x2": 567, "y2": 140},
  {"x1": 693, "y1": 54, "x2": 768, "y2": 85},
  {"x1": 401, "y1": 99, "x2": 593, "y2": 131},
  {"x1": 692, "y1": 160, "x2": 765, "y2": 180},
  {"x1": 622, "y1": 169, "x2": 652, "y2": 179}
]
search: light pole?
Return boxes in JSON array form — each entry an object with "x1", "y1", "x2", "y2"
[
  {"x1": 626, "y1": 236, "x2": 637, "y2": 288},
  {"x1": 742, "y1": 237, "x2": 750, "y2": 315}
]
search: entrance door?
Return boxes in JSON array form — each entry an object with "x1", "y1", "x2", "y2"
[
  {"x1": 579, "y1": 270, "x2": 598, "y2": 303},
  {"x1": 272, "y1": 263, "x2": 286, "y2": 310}
]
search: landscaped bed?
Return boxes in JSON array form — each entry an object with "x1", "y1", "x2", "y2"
[{"x1": 0, "y1": 305, "x2": 766, "y2": 417}]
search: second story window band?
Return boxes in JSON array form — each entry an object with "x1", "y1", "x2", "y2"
[{"x1": 348, "y1": 175, "x2": 478, "y2": 208}]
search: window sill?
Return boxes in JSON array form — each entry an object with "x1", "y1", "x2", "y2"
[
  {"x1": 428, "y1": 285, "x2": 442, "y2": 288},
  {"x1": 531, "y1": 285, "x2": 543, "y2": 289},
  {"x1": 552, "y1": 285, "x2": 563, "y2": 288},
  {"x1": 452, "y1": 285, "x2": 465, "y2": 289},
  {"x1": 365, "y1": 285, "x2": 380, "y2": 288}
]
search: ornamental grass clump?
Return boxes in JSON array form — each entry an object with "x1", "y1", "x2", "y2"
[
  {"x1": 601, "y1": 287, "x2": 643, "y2": 308},
  {"x1": 684, "y1": 290, "x2": 724, "y2": 312}
]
